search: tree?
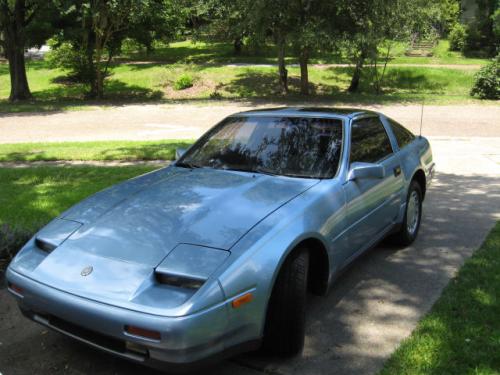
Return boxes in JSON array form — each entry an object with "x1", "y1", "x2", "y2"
[
  {"x1": 342, "y1": 0, "x2": 438, "y2": 93},
  {"x1": 183, "y1": 0, "x2": 253, "y2": 55},
  {"x1": 0, "y1": 0, "x2": 47, "y2": 101},
  {"x1": 49, "y1": 0, "x2": 180, "y2": 98},
  {"x1": 464, "y1": 0, "x2": 498, "y2": 56},
  {"x1": 0, "y1": 0, "x2": 57, "y2": 101},
  {"x1": 0, "y1": 0, "x2": 32, "y2": 101},
  {"x1": 290, "y1": 0, "x2": 332, "y2": 95},
  {"x1": 436, "y1": 0, "x2": 460, "y2": 35}
]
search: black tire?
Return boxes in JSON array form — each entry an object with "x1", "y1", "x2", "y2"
[
  {"x1": 391, "y1": 180, "x2": 423, "y2": 246},
  {"x1": 262, "y1": 247, "x2": 309, "y2": 357}
]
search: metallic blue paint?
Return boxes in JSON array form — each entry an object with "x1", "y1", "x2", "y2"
[{"x1": 6, "y1": 107, "x2": 434, "y2": 370}]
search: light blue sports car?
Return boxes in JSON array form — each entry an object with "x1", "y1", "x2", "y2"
[{"x1": 6, "y1": 107, "x2": 434, "y2": 371}]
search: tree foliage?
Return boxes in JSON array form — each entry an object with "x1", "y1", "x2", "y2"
[
  {"x1": 339, "y1": 0, "x2": 439, "y2": 93},
  {"x1": 3, "y1": 0, "x2": 495, "y2": 101},
  {"x1": 48, "y1": 0, "x2": 181, "y2": 98}
]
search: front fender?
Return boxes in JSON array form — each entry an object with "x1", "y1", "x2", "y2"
[{"x1": 215, "y1": 180, "x2": 346, "y2": 348}]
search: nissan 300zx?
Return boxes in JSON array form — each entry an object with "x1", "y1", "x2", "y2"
[{"x1": 6, "y1": 107, "x2": 434, "y2": 371}]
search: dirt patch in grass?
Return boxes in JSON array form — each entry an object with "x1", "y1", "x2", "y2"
[{"x1": 164, "y1": 78, "x2": 217, "y2": 99}]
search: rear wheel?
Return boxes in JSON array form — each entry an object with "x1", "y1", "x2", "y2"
[
  {"x1": 391, "y1": 180, "x2": 423, "y2": 246},
  {"x1": 262, "y1": 247, "x2": 309, "y2": 356}
]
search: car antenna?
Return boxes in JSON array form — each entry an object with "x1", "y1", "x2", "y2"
[{"x1": 419, "y1": 99, "x2": 424, "y2": 138}]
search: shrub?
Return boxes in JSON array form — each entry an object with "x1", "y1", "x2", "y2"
[
  {"x1": 45, "y1": 40, "x2": 96, "y2": 84},
  {"x1": 174, "y1": 74, "x2": 194, "y2": 90},
  {"x1": 470, "y1": 58, "x2": 500, "y2": 100},
  {"x1": 209, "y1": 90, "x2": 223, "y2": 99},
  {"x1": 0, "y1": 224, "x2": 31, "y2": 273},
  {"x1": 449, "y1": 23, "x2": 467, "y2": 52}
]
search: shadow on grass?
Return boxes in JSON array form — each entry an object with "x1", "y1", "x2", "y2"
[
  {"x1": 0, "y1": 166, "x2": 156, "y2": 233},
  {"x1": 0, "y1": 64, "x2": 479, "y2": 115},
  {"x1": 118, "y1": 42, "x2": 283, "y2": 65},
  {"x1": 381, "y1": 69, "x2": 447, "y2": 93},
  {"x1": 0, "y1": 78, "x2": 164, "y2": 115},
  {"x1": 323, "y1": 66, "x2": 449, "y2": 95},
  {"x1": 217, "y1": 70, "x2": 343, "y2": 98}
]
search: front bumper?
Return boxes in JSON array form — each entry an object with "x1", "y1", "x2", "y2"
[{"x1": 6, "y1": 268, "x2": 258, "y2": 371}]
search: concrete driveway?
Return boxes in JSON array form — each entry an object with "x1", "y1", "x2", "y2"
[{"x1": 1, "y1": 132, "x2": 499, "y2": 373}]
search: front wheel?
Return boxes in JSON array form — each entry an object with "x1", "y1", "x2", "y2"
[
  {"x1": 262, "y1": 248, "x2": 309, "y2": 356},
  {"x1": 391, "y1": 180, "x2": 423, "y2": 246}
]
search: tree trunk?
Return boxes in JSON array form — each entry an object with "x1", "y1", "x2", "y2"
[
  {"x1": 95, "y1": 36, "x2": 104, "y2": 99},
  {"x1": 2, "y1": 0, "x2": 32, "y2": 101},
  {"x1": 233, "y1": 37, "x2": 242, "y2": 55},
  {"x1": 348, "y1": 48, "x2": 366, "y2": 93},
  {"x1": 277, "y1": 38, "x2": 288, "y2": 94},
  {"x1": 86, "y1": 44, "x2": 98, "y2": 98},
  {"x1": 299, "y1": 46, "x2": 309, "y2": 95},
  {"x1": 6, "y1": 45, "x2": 31, "y2": 101}
]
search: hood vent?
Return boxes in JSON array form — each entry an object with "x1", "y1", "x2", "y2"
[
  {"x1": 154, "y1": 244, "x2": 230, "y2": 290},
  {"x1": 155, "y1": 272, "x2": 205, "y2": 290},
  {"x1": 35, "y1": 238, "x2": 57, "y2": 253}
]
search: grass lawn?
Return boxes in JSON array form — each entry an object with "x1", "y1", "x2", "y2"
[
  {"x1": 0, "y1": 140, "x2": 194, "y2": 162},
  {"x1": 120, "y1": 39, "x2": 489, "y2": 66},
  {"x1": 389, "y1": 40, "x2": 489, "y2": 65},
  {"x1": 0, "y1": 166, "x2": 157, "y2": 232},
  {"x1": 0, "y1": 39, "x2": 492, "y2": 113},
  {"x1": 0, "y1": 62, "x2": 484, "y2": 113},
  {"x1": 381, "y1": 222, "x2": 500, "y2": 375}
]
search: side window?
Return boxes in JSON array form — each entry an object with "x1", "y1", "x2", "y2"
[
  {"x1": 388, "y1": 118, "x2": 415, "y2": 149},
  {"x1": 350, "y1": 117, "x2": 393, "y2": 164}
]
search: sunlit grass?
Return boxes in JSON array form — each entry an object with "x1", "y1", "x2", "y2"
[
  {"x1": 381, "y1": 222, "x2": 500, "y2": 375},
  {"x1": 0, "y1": 39, "x2": 492, "y2": 113},
  {"x1": 0, "y1": 166, "x2": 156, "y2": 231},
  {"x1": 0, "y1": 140, "x2": 194, "y2": 162}
]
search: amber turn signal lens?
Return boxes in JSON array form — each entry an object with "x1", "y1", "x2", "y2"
[
  {"x1": 8, "y1": 282, "x2": 23, "y2": 296},
  {"x1": 125, "y1": 325, "x2": 161, "y2": 341},
  {"x1": 231, "y1": 292, "x2": 253, "y2": 308}
]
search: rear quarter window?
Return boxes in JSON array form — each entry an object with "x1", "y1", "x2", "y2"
[{"x1": 388, "y1": 118, "x2": 415, "y2": 149}]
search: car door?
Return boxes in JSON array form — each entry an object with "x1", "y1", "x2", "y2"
[{"x1": 341, "y1": 116, "x2": 404, "y2": 263}]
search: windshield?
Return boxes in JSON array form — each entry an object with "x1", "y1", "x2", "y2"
[{"x1": 177, "y1": 116, "x2": 343, "y2": 179}]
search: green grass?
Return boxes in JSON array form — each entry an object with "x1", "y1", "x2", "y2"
[
  {"x1": 390, "y1": 40, "x2": 489, "y2": 65},
  {"x1": 120, "y1": 40, "x2": 489, "y2": 66},
  {"x1": 0, "y1": 39, "x2": 493, "y2": 113},
  {"x1": 0, "y1": 63, "x2": 483, "y2": 111},
  {"x1": 0, "y1": 140, "x2": 194, "y2": 162},
  {"x1": 0, "y1": 166, "x2": 156, "y2": 232},
  {"x1": 381, "y1": 222, "x2": 500, "y2": 375}
]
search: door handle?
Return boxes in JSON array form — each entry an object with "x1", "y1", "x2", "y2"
[{"x1": 393, "y1": 166, "x2": 402, "y2": 177}]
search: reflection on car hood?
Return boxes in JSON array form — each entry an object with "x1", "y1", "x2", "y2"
[{"x1": 60, "y1": 167, "x2": 319, "y2": 266}]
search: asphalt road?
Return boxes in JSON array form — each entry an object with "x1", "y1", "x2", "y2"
[
  {"x1": 1, "y1": 103, "x2": 499, "y2": 143},
  {"x1": 1, "y1": 136, "x2": 499, "y2": 375}
]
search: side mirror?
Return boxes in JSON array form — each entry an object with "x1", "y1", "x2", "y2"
[
  {"x1": 175, "y1": 148, "x2": 187, "y2": 160},
  {"x1": 347, "y1": 162, "x2": 385, "y2": 181}
]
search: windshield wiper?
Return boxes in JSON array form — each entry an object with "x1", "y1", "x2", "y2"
[
  {"x1": 176, "y1": 161, "x2": 202, "y2": 169},
  {"x1": 217, "y1": 166, "x2": 277, "y2": 176},
  {"x1": 252, "y1": 167, "x2": 278, "y2": 176}
]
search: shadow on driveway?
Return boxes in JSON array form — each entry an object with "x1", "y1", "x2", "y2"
[{"x1": 0, "y1": 171, "x2": 499, "y2": 375}]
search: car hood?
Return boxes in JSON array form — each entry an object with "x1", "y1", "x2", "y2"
[
  {"x1": 11, "y1": 166, "x2": 319, "y2": 314},
  {"x1": 58, "y1": 166, "x2": 318, "y2": 266}
]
